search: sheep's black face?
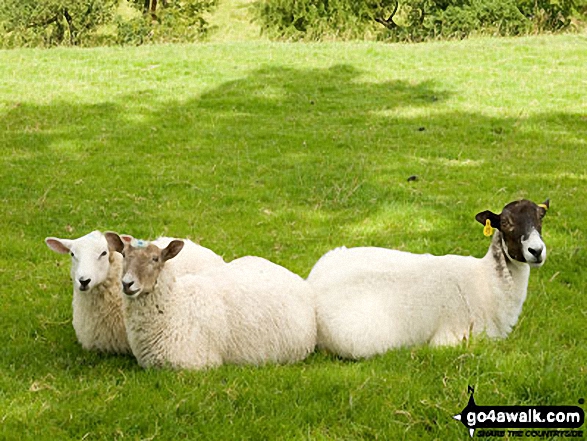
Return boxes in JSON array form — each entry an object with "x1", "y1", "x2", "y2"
[
  {"x1": 120, "y1": 240, "x2": 184, "y2": 298},
  {"x1": 476, "y1": 199, "x2": 549, "y2": 267}
]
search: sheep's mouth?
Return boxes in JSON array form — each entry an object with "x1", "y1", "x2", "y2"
[{"x1": 123, "y1": 288, "x2": 142, "y2": 298}]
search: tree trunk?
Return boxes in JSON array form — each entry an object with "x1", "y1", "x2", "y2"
[{"x1": 63, "y1": 8, "x2": 76, "y2": 45}]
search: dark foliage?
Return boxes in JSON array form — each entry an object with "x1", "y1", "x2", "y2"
[
  {"x1": 0, "y1": 0, "x2": 117, "y2": 47},
  {"x1": 117, "y1": 0, "x2": 218, "y2": 45},
  {"x1": 0, "y1": 0, "x2": 218, "y2": 48},
  {"x1": 253, "y1": 0, "x2": 585, "y2": 42}
]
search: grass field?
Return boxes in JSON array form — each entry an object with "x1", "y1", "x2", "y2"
[
  {"x1": 1, "y1": 33, "x2": 586, "y2": 440},
  {"x1": 206, "y1": 0, "x2": 264, "y2": 43}
]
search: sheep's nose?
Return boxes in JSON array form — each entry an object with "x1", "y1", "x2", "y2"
[
  {"x1": 79, "y1": 278, "x2": 91, "y2": 290},
  {"x1": 528, "y1": 246, "x2": 543, "y2": 259}
]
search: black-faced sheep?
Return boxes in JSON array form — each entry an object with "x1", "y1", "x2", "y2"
[{"x1": 308, "y1": 199, "x2": 550, "y2": 359}]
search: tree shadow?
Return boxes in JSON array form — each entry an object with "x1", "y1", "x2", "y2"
[
  {"x1": 1, "y1": 61, "x2": 586, "y2": 372},
  {"x1": 1, "y1": 63, "x2": 452, "y2": 245},
  {"x1": 1, "y1": 63, "x2": 585, "y2": 254},
  {"x1": 1, "y1": 64, "x2": 447, "y2": 151}
]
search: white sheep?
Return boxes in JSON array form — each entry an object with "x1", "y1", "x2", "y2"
[
  {"x1": 106, "y1": 234, "x2": 317, "y2": 370},
  {"x1": 45, "y1": 232, "x2": 225, "y2": 354},
  {"x1": 307, "y1": 199, "x2": 550, "y2": 359},
  {"x1": 45, "y1": 231, "x2": 130, "y2": 354}
]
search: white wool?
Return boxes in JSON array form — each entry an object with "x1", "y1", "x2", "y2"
[
  {"x1": 220, "y1": 257, "x2": 316, "y2": 365},
  {"x1": 123, "y1": 256, "x2": 316, "y2": 369},
  {"x1": 308, "y1": 232, "x2": 533, "y2": 359},
  {"x1": 71, "y1": 251, "x2": 130, "y2": 353},
  {"x1": 47, "y1": 232, "x2": 225, "y2": 355},
  {"x1": 151, "y1": 237, "x2": 225, "y2": 276},
  {"x1": 46, "y1": 231, "x2": 130, "y2": 354}
]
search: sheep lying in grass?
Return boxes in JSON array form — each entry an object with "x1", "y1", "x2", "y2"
[
  {"x1": 45, "y1": 232, "x2": 225, "y2": 354},
  {"x1": 107, "y1": 234, "x2": 316, "y2": 369},
  {"x1": 45, "y1": 231, "x2": 131, "y2": 354},
  {"x1": 308, "y1": 199, "x2": 550, "y2": 359}
]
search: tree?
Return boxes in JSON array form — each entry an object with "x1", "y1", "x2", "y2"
[
  {"x1": 128, "y1": 0, "x2": 169, "y2": 19},
  {"x1": 0, "y1": 0, "x2": 118, "y2": 47},
  {"x1": 120, "y1": 0, "x2": 218, "y2": 44}
]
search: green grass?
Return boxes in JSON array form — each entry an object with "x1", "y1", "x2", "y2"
[
  {"x1": 1, "y1": 34, "x2": 586, "y2": 439},
  {"x1": 206, "y1": 0, "x2": 265, "y2": 43}
]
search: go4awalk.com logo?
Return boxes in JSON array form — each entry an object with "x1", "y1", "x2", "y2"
[{"x1": 453, "y1": 387, "x2": 585, "y2": 438}]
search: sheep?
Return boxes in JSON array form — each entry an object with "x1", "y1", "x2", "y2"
[
  {"x1": 45, "y1": 231, "x2": 225, "y2": 354},
  {"x1": 106, "y1": 234, "x2": 317, "y2": 370},
  {"x1": 45, "y1": 230, "x2": 131, "y2": 354},
  {"x1": 307, "y1": 199, "x2": 550, "y2": 359}
]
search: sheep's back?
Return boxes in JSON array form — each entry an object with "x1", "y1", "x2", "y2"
[
  {"x1": 152, "y1": 237, "x2": 225, "y2": 277},
  {"x1": 217, "y1": 256, "x2": 316, "y2": 365},
  {"x1": 308, "y1": 246, "x2": 482, "y2": 358}
]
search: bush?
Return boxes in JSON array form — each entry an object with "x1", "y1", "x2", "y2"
[
  {"x1": 0, "y1": 0, "x2": 118, "y2": 48},
  {"x1": 0, "y1": 0, "x2": 217, "y2": 48},
  {"x1": 517, "y1": 0, "x2": 578, "y2": 30},
  {"x1": 252, "y1": 0, "x2": 583, "y2": 42},
  {"x1": 253, "y1": 0, "x2": 399, "y2": 41},
  {"x1": 117, "y1": 0, "x2": 218, "y2": 45},
  {"x1": 391, "y1": 0, "x2": 532, "y2": 42}
]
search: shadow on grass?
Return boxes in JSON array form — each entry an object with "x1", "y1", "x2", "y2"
[
  {"x1": 1, "y1": 63, "x2": 585, "y2": 257},
  {"x1": 1, "y1": 63, "x2": 586, "y2": 372},
  {"x1": 2, "y1": 64, "x2": 447, "y2": 150},
  {"x1": 1, "y1": 64, "x2": 453, "y2": 244},
  {"x1": 0, "y1": 64, "x2": 452, "y2": 371}
]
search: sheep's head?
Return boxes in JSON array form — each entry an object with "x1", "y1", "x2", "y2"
[
  {"x1": 105, "y1": 233, "x2": 184, "y2": 298},
  {"x1": 476, "y1": 199, "x2": 549, "y2": 267},
  {"x1": 45, "y1": 231, "x2": 116, "y2": 293}
]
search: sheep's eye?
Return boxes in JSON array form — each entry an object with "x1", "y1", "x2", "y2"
[
  {"x1": 500, "y1": 215, "x2": 515, "y2": 233},
  {"x1": 152, "y1": 256, "x2": 159, "y2": 263},
  {"x1": 70, "y1": 252, "x2": 75, "y2": 258},
  {"x1": 501, "y1": 221, "x2": 515, "y2": 233},
  {"x1": 100, "y1": 251, "x2": 108, "y2": 258}
]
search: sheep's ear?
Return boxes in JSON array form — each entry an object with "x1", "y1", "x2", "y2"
[
  {"x1": 45, "y1": 237, "x2": 72, "y2": 254},
  {"x1": 475, "y1": 210, "x2": 501, "y2": 230},
  {"x1": 538, "y1": 198, "x2": 550, "y2": 218},
  {"x1": 161, "y1": 240, "x2": 184, "y2": 262},
  {"x1": 104, "y1": 232, "x2": 125, "y2": 254},
  {"x1": 120, "y1": 234, "x2": 134, "y2": 244}
]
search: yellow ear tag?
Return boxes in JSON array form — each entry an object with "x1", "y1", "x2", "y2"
[
  {"x1": 483, "y1": 219, "x2": 494, "y2": 237},
  {"x1": 538, "y1": 203, "x2": 548, "y2": 211}
]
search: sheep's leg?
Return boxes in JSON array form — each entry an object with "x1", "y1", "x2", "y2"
[
  {"x1": 429, "y1": 327, "x2": 466, "y2": 347},
  {"x1": 172, "y1": 350, "x2": 223, "y2": 370}
]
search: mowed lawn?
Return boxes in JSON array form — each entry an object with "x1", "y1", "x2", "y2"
[{"x1": 0, "y1": 35, "x2": 586, "y2": 439}]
